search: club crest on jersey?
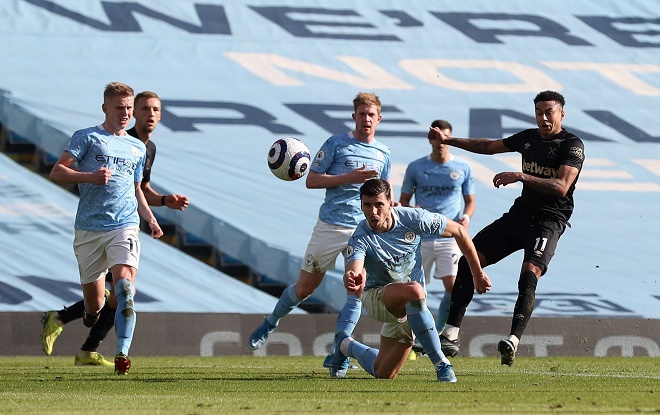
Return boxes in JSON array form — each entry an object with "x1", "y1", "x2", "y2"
[
  {"x1": 376, "y1": 151, "x2": 384, "y2": 161},
  {"x1": 305, "y1": 254, "x2": 314, "y2": 266},
  {"x1": 404, "y1": 232, "x2": 415, "y2": 243},
  {"x1": 131, "y1": 146, "x2": 140, "y2": 156},
  {"x1": 450, "y1": 171, "x2": 459, "y2": 180},
  {"x1": 524, "y1": 143, "x2": 531, "y2": 150},
  {"x1": 569, "y1": 146, "x2": 584, "y2": 160},
  {"x1": 547, "y1": 146, "x2": 558, "y2": 159}
]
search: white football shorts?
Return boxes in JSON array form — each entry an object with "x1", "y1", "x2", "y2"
[
  {"x1": 74, "y1": 227, "x2": 140, "y2": 284},
  {"x1": 301, "y1": 219, "x2": 355, "y2": 274},
  {"x1": 362, "y1": 285, "x2": 414, "y2": 345},
  {"x1": 421, "y1": 238, "x2": 461, "y2": 285}
]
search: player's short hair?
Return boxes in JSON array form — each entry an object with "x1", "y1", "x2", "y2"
[
  {"x1": 103, "y1": 82, "x2": 134, "y2": 102},
  {"x1": 353, "y1": 92, "x2": 382, "y2": 114},
  {"x1": 135, "y1": 91, "x2": 160, "y2": 106},
  {"x1": 360, "y1": 179, "x2": 390, "y2": 200},
  {"x1": 534, "y1": 90, "x2": 565, "y2": 108},
  {"x1": 430, "y1": 119, "x2": 452, "y2": 132}
]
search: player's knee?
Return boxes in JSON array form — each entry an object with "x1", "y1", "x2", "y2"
[
  {"x1": 294, "y1": 284, "x2": 314, "y2": 300},
  {"x1": 441, "y1": 276, "x2": 455, "y2": 292},
  {"x1": 408, "y1": 282, "x2": 426, "y2": 300},
  {"x1": 115, "y1": 278, "x2": 134, "y2": 298}
]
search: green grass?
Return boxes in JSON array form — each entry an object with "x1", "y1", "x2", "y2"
[{"x1": 0, "y1": 356, "x2": 657, "y2": 414}]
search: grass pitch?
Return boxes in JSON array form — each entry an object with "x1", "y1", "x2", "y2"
[{"x1": 0, "y1": 355, "x2": 657, "y2": 414}]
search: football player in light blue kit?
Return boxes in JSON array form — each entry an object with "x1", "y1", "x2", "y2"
[
  {"x1": 248, "y1": 92, "x2": 394, "y2": 376},
  {"x1": 50, "y1": 82, "x2": 163, "y2": 375},
  {"x1": 400, "y1": 120, "x2": 475, "y2": 335},
  {"x1": 332, "y1": 179, "x2": 488, "y2": 381}
]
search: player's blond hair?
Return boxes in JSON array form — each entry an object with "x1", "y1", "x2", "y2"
[
  {"x1": 103, "y1": 82, "x2": 134, "y2": 103},
  {"x1": 353, "y1": 92, "x2": 382, "y2": 114}
]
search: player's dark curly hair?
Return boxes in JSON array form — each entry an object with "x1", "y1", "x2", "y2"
[
  {"x1": 534, "y1": 90, "x2": 565, "y2": 107},
  {"x1": 360, "y1": 178, "x2": 390, "y2": 200}
]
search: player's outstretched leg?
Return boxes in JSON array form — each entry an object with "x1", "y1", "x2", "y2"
[{"x1": 248, "y1": 285, "x2": 300, "y2": 350}]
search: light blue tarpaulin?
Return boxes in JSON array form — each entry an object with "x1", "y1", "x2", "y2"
[
  {"x1": 0, "y1": 0, "x2": 658, "y2": 317},
  {"x1": 0, "y1": 152, "x2": 305, "y2": 313}
]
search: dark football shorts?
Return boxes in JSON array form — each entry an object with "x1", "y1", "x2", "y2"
[{"x1": 471, "y1": 212, "x2": 566, "y2": 275}]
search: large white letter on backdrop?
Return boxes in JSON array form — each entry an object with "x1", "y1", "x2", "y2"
[{"x1": 400, "y1": 59, "x2": 562, "y2": 92}]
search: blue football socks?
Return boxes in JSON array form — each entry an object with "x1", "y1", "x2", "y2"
[
  {"x1": 114, "y1": 278, "x2": 136, "y2": 356},
  {"x1": 266, "y1": 284, "x2": 300, "y2": 327},
  {"x1": 436, "y1": 291, "x2": 452, "y2": 333},
  {"x1": 345, "y1": 337, "x2": 377, "y2": 377},
  {"x1": 336, "y1": 294, "x2": 361, "y2": 335},
  {"x1": 406, "y1": 300, "x2": 448, "y2": 365}
]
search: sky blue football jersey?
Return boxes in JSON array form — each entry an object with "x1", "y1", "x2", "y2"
[
  {"x1": 311, "y1": 131, "x2": 391, "y2": 228},
  {"x1": 65, "y1": 126, "x2": 146, "y2": 231},
  {"x1": 401, "y1": 154, "x2": 474, "y2": 240},
  {"x1": 346, "y1": 206, "x2": 448, "y2": 290}
]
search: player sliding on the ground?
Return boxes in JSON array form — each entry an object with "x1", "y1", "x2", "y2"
[{"x1": 329, "y1": 179, "x2": 490, "y2": 382}]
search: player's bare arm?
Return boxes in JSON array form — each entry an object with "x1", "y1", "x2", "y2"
[
  {"x1": 429, "y1": 127, "x2": 509, "y2": 155},
  {"x1": 141, "y1": 181, "x2": 190, "y2": 210},
  {"x1": 344, "y1": 260, "x2": 366, "y2": 295},
  {"x1": 493, "y1": 164, "x2": 579, "y2": 197},
  {"x1": 460, "y1": 194, "x2": 476, "y2": 228},
  {"x1": 135, "y1": 183, "x2": 163, "y2": 239},
  {"x1": 306, "y1": 167, "x2": 378, "y2": 189},
  {"x1": 443, "y1": 220, "x2": 492, "y2": 294},
  {"x1": 50, "y1": 152, "x2": 112, "y2": 185},
  {"x1": 399, "y1": 192, "x2": 413, "y2": 207}
]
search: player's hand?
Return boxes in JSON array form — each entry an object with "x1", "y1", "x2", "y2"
[
  {"x1": 429, "y1": 126, "x2": 450, "y2": 143},
  {"x1": 149, "y1": 220, "x2": 163, "y2": 239},
  {"x1": 473, "y1": 270, "x2": 492, "y2": 294},
  {"x1": 458, "y1": 215, "x2": 470, "y2": 228},
  {"x1": 493, "y1": 172, "x2": 521, "y2": 188},
  {"x1": 91, "y1": 166, "x2": 112, "y2": 185},
  {"x1": 164, "y1": 194, "x2": 190, "y2": 211},
  {"x1": 346, "y1": 166, "x2": 379, "y2": 184},
  {"x1": 344, "y1": 270, "x2": 365, "y2": 293}
]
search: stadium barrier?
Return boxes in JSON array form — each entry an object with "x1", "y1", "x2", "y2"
[{"x1": 4, "y1": 313, "x2": 658, "y2": 358}]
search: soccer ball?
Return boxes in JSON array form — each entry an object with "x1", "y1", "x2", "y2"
[{"x1": 267, "y1": 137, "x2": 311, "y2": 181}]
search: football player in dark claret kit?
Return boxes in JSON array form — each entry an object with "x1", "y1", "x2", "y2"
[{"x1": 428, "y1": 90, "x2": 585, "y2": 366}]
